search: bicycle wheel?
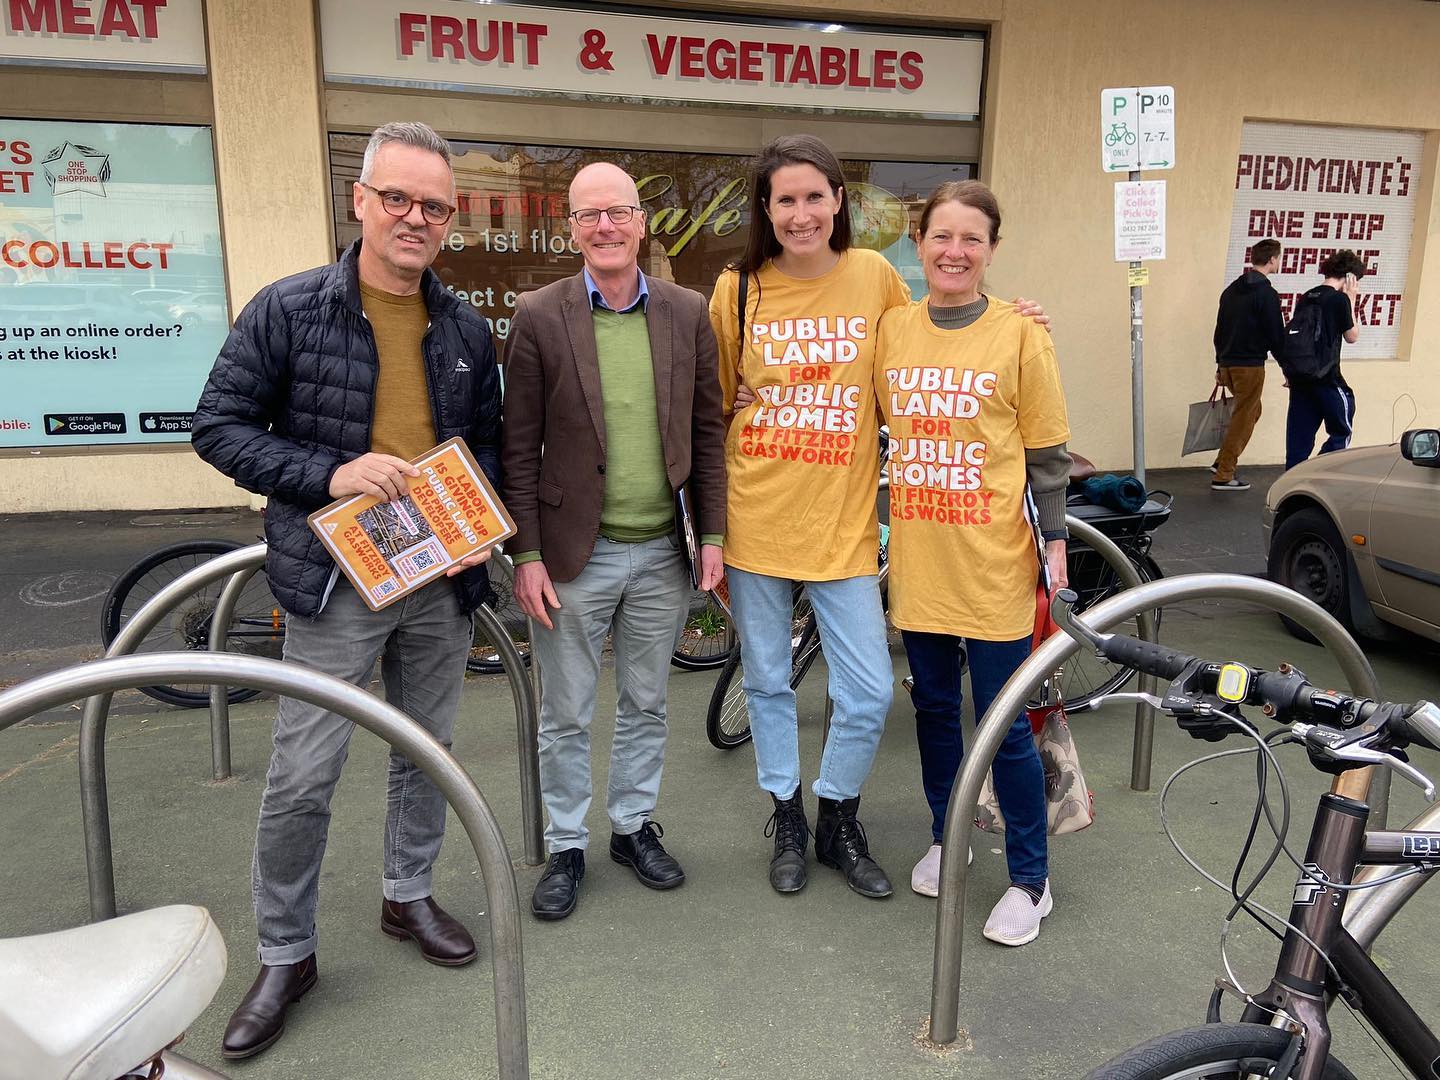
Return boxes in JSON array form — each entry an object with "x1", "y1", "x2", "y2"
[
  {"x1": 1035, "y1": 545, "x2": 1163, "y2": 713},
  {"x1": 671, "y1": 589, "x2": 733, "y2": 670},
  {"x1": 1083, "y1": 1022, "x2": 1356, "y2": 1079},
  {"x1": 467, "y1": 553, "x2": 531, "y2": 675},
  {"x1": 100, "y1": 539, "x2": 282, "y2": 708},
  {"x1": 705, "y1": 593, "x2": 820, "y2": 751}
]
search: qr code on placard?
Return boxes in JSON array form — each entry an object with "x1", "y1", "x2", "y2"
[
  {"x1": 394, "y1": 537, "x2": 449, "y2": 583},
  {"x1": 372, "y1": 578, "x2": 401, "y2": 602}
]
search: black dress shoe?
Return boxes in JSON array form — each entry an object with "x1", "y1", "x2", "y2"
[
  {"x1": 220, "y1": 955, "x2": 318, "y2": 1060},
  {"x1": 532, "y1": 848, "x2": 585, "y2": 921},
  {"x1": 609, "y1": 820, "x2": 685, "y2": 889},
  {"x1": 815, "y1": 796, "x2": 893, "y2": 898},
  {"x1": 765, "y1": 787, "x2": 809, "y2": 894},
  {"x1": 381, "y1": 897, "x2": 478, "y2": 966}
]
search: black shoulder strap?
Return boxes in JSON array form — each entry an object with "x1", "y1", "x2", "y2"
[{"x1": 737, "y1": 270, "x2": 748, "y2": 347}]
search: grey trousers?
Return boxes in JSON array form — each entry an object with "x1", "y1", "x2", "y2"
[
  {"x1": 252, "y1": 579, "x2": 472, "y2": 964},
  {"x1": 532, "y1": 535, "x2": 689, "y2": 852}
]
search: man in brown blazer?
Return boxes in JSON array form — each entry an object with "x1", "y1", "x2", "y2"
[{"x1": 502, "y1": 162, "x2": 726, "y2": 920}]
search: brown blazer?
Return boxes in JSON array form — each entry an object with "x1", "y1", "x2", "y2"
[{"x1": 501, "y1": 271, "x2": 727, "y2": 583}]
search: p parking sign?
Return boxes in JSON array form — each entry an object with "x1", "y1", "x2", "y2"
[{"x1": 1102, "y1": 86, "x2": 1175, "y2": 172}]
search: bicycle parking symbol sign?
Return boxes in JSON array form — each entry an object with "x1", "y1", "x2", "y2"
[{"x1": 1101, "y1": 86, "x2": 1175, "y2": 172}]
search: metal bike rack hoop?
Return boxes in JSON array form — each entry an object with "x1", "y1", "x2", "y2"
[
  {"x1": 81, "y1": 544, "x2": 268, "y2": 920},
  {"x1": 207, "y1": 559, "x2": 268, "y2": 780},
  {"x1": 927, "y1": 572, "x2": 1380, "y2": 1047},
  {"x1": 4, "y1": 651, "x2": 529, "y2": 1080},
  {"x1": 208, "y1": 564, "x2": 545, "y2": 867}
]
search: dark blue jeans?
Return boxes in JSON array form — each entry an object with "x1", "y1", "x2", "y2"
[
  {"x1": 1285, "y1": 376, "x2": 1355, "y2": 470},
  {"x1": 901, "y1": 630, "x2": 1048, "y2": 885}
]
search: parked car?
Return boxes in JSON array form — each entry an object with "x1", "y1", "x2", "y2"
[{"x1": 1264, "y1": 429, "x2": 1440, "y2": 643}]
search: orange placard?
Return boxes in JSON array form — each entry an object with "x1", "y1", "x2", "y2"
[{"x1": 308, "y1": 438, "x2": 514, "y2": 611}]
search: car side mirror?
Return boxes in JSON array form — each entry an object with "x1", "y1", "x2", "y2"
[{"x1": 1400, "y1": 429, "x2": 1440, "y2": 467}]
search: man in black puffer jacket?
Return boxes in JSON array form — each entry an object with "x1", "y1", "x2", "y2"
[{"x1": 191, "y1": 122, "x2": 501, "y2": 1061}]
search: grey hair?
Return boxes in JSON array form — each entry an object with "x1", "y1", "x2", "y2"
[{"x1": 359, "y1": 121, "x2": 452, "y2": 183}]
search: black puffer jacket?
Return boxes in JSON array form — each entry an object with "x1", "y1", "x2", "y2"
[{"x1": 192, "y1": 240, "x2": 502, "y2": 618}]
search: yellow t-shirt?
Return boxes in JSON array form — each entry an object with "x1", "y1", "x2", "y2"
[
  {"x1": 709, "y1": 249, "x2": 910, "y2": 580},
  {"x1": 876, "y1": 298, "x2": 1070, "y2": 639}
]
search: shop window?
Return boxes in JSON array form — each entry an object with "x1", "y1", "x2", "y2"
[{"x1": 329, "y1": 134, "x2": 970, "y2": 361}]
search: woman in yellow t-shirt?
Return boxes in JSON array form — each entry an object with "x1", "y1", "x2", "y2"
[
  {"x1": 876, "y1": 180, "x2": 1071, "y2": 947},
  {"x1": 709, "y1": 134, "x2": 910, "y2": 900}
]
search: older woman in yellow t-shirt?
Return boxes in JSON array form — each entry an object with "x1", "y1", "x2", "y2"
[{"x1": 876, "y1": 180, "x2": 1071, "y2": 947}]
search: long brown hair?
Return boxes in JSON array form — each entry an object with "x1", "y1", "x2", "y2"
[{"x1": 730, "y1": 134, "x2": 852, "y2": 274}]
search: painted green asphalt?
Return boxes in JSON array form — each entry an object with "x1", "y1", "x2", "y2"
[{"x1": 1, "y1": 601, "x2": 1437, "y2": 1079}]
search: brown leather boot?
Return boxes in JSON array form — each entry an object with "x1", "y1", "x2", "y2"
[
  {"x1": 380, "y1": 897, "x2": 477, "y2": 966},
  {"x1": 220, "y1": 955, "x2": 318, "y2": 1060}
]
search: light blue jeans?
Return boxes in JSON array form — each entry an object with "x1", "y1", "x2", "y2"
[
  {"x1": 726, "y1": 567, "x2": 893, "y2": 802},
  {"x1": 531, "y1": 535, "x2": 690, "y2": 852}
]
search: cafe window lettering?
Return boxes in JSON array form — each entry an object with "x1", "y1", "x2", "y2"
[{"x1": 329, "y1": 134, "x2": 970, "y2": 360}]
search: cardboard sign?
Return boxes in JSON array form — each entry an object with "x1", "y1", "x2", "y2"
[{"x1": 309, "y1": 438, "x2": 513, "y2": 611}]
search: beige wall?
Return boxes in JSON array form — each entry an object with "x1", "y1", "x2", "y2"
[
  {"x1": 981, "y1": 0, "x2": 1440, "y2": 470},
  {"x1": 2, "y1": 0, "x2": 1438, "y2": 510}
]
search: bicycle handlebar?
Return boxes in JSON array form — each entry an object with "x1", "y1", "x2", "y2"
[{"x1": 1050, "y1": 588, "x2": 1440, "y2": 758}]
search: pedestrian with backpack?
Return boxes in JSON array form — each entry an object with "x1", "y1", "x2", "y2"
[
  {"x1": 1210, "y1": 238, "x2": 1285, "y2": 491},
  {"x1": 1280, "y1": 250, "x2": 1363, "y2": 470}
]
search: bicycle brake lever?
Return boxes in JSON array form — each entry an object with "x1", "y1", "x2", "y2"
[
  {"x1": 1086, "y1": 691, "x2": 1165, "y2": 711},
  {"x1": 1294, "y1": 724, "x2": 1437, "y2": 800}
]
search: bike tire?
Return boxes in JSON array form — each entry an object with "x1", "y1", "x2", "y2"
[
  {"x1": 705, "y1": 644, "x2": 751, "y2": 749},
  {"x1": 467, "y1": 553, "x2": 532, "y2": 675},
  {"x1": 1035, "y1": 546, "x2": 1163, "y2": 713},
  {"x1": 100, "y1": 539, "x2": 281, "y2": 708},
  {"x1": 704, "y1": 609, "x2": 821, "y2": 751},
  {"x1": 671, "y1": 590, "x2": 733, "y2": 671},
  {"x1": 1083, "y1": 1022, "x2": 1357, "y2": 1080}
]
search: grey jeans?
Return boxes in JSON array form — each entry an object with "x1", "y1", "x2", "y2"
[
  {"x1": 532, "y1": 535, "x2": 689, "y2": 852},
  {"x1": 252, "y1": 578, "x2": 472, "y2": 964}
]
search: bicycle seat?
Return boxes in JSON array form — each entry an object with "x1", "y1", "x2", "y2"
[{"x1": 0, "y1": 905, "x2": 226, "y2": 1080}]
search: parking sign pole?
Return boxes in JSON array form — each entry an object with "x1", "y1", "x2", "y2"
[{"x1": 1129, "y1": 168, "x2": 1145, "y2": 486}]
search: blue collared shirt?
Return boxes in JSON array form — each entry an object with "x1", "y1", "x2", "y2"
[{"x1": 583, "y1": 266, "x2": 649, "y2": 314}]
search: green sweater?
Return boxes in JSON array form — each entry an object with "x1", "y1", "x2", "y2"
[{"x1": 591, "y1": 308, "x2": 674, "y2": 543}]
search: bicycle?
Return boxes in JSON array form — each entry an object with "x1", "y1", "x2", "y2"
[
  {"x1": 1048, "y1": 589, "x2": 1440, "y2": 1080},
  {"x1": 1105, "y1": 122, "x2": 1138, "y2": 147},
  {"x1": 102, "y1": 538, "x2": 726, "y2": 707}
]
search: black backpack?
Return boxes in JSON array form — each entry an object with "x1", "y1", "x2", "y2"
[{"x1": 1280, "y1": 288, "x2": 1338, "y2": 381}]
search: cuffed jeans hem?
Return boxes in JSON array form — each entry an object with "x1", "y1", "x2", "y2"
[
  {"x1": 382, "y1": 870, "x2": 433, "y2": 903},
  {"x1": 546, "y1": 838, "x2": 590, "y2": 855},
  {"x1": 812, "y1": 778, "x2": 863, "y2": 802},
  {"x1": 258, "y1": 935, "x2": 317, "y2": 966}
]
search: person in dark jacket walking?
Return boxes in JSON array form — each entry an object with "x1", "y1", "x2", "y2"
[
  {"x1": 191, "y1": 122, "x2": 502, "y2": 1060},
  {"x1": 1210, "y1": 238, "x2": 1285, "y2": 491},
  {"x1": 1284, "y1": 250, "x2": 1362, "y2": 470}
]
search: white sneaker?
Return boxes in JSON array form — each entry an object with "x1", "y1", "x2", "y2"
[
  {"x1": 909, "y1": 843, "x2": 972, "y2": 897},
  {"x1": 982, "y1": 880, "x2": 1052, "y2": 946}
]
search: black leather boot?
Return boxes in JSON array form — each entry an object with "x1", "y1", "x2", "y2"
[
  {"x1": 764, "y1": 787, "x2": 809, "y2": 893},
  {"x1": 815, "y1": 796, "x2": 893, "y2": 898}
]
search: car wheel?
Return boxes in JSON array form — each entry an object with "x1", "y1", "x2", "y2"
[{"x1": 1268, "y1": 506, "x2": 1355, "y2": 644}]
